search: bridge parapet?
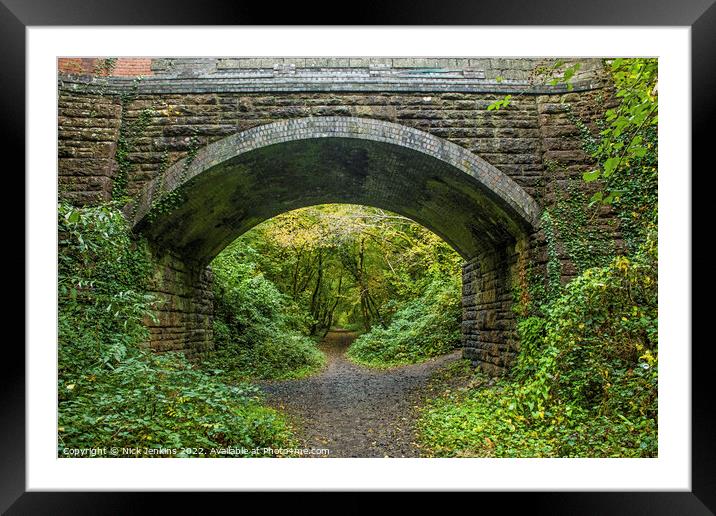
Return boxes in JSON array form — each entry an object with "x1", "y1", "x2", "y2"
[{"x1": 58, "y1": 57, "x2": 608, "y2": 94}]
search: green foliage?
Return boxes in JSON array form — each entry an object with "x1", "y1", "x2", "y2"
[
  {"x1": 487, "y1": 95, "x2": 512, "y2": 111},
  {"x1": 550, "y1": 183, "x2": 616, "y2": 273},
  {"x1": 582, "y1": 58, "x2": 658, "y2": 201},
  {"x1": 60, "y1": 350, "x2": 295, "y2": 456},
  {"x1": 520, "y1": 58, "x2": 657, "y2": 314},
  {"x1": 346, "y1": 276, "x2": 461, "y2": 367},
  {"x1": 234, "y1": 204, "x2": 462, "y2": 334},
  {"x1": 604, "y1": 125, "x2": 658, "y2": 254},
  {"x1": 435, "y1": 58, "x2": 660, "y2": 458},
  {"x1": 541, "y1": 210, "x2": 562, "y2": 302},
  {"x1": 514, "y1": 210, "x2": 563, "y2": 317},
  {"x1": 58, "y1": 201, "x2": 156, "y2": 378},
  {"x1": 511, "y1": 316, "x2": 547, "y2": 382},
  {"x1": 145, "y1": 189, "x2": 187, "y2": 224},
  {"x1": 547, "y1": 61, "x2": 581, "y2": 90},
  {"x1": 58, "y1": 202, "x2": 295, "y2": 455},
  {"x1": 567, "y1": 58, "x2": 657, "y2": 255},
  {"x1": 204, "y1": 239, "x2": 326, "y2": 381},
  {"x1": 204, "y1": 204, "x2": 462, "y2": 379},
  {"x1": 113, "y1": 100, "x2": 152, "y2": 202},
  {"x1": 418, "y1": 229, "x2": 657, "y2": 457}
]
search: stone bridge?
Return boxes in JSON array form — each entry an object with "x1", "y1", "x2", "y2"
[{"x1": 58, "y1": 57, "x2": 618, "y2": 374}]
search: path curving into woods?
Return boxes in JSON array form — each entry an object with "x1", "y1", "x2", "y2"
[{"x1": 259, "y1": 329, "x2": 461, "y2": 458}]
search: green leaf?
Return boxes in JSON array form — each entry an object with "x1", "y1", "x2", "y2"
[
  {"x1": 583, "y1": 170, "x2": 601, "y2": 182},
  {"x1": 589, "y1": 192, "x2": 604, "y2": 205},
  {"x1": 487, "y1": 95, "x2": 512, "y2": 111},
  {"x1": 632, "y1": 146, "x2": 648, "y2": 158},
  {"x1": 603, "y1": 157, "x2": 620, "y2": 177},
  {"x1": 602, "y1": 192, "x2": 616, "y2": 205}
]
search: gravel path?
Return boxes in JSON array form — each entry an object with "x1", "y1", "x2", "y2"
[{"x1": 259, "y1": 329, "x2": 461, "y2": 458}]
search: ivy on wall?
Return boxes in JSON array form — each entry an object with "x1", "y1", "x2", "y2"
[
  {"x1": 112, "y1": 78, "x2": 149, "y2": 202},
  {"x1": 145, "y1": 132, "x2": 200, "y2": 223},
  {"x1": 550, "y1": 180, "x2": 616, "y2": 274}
]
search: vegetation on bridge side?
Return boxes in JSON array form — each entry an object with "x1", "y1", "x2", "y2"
[
  {"x1": 418, "y1": 233, "x2": 657, "y2": 457},
  {"x1": 58, "y1": 202, "x2": 295, "y2": 456},
  {"x1": 417, "y1": 58, "x2": 658, "y2": 458}
]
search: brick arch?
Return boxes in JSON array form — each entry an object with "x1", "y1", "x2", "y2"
[{"x1": 123, "y1": 116, "x2": 541, "y2": 263}]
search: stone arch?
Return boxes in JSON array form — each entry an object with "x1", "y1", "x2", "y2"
[
  {"x1": 124, "y1": 116, "x2": 540, "y2": 264},
  {"x1": 122, "y1": 117, "x2": 543, "y2": 372}
]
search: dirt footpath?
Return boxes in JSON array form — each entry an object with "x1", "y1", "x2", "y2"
[{"x1": 259, "y1": 329, "x2": 461, "y2": 458}]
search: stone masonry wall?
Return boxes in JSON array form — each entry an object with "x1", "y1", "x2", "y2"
[
  {"x1": 57, "y1": 58, "x2": 617, "y2": 372},
  {"x1": 145, "y1": 248, "x2": 213, "y2": 358},
  {"x1": 535, "y1": 88, "x2": 624, "y2": 283},
  {"x1": 58, "y1": 90, "x2": 553, "y2": 207},
  {"x1": 58, "y1": 90, "x2": 122, "y2": 204},
  {"x1": 57, "y1": 58, "x2": 611, "y2": 211},
  {"x1": 462, "y1": 241, "x2": 523, "y2": 374},
  {"x1": 60, "y1": 92, "x2": 544, "y2": 205}
]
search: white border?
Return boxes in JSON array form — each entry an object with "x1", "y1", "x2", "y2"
[{"x1": 27, "y1": 27, "x2": 691, "y2": 491}]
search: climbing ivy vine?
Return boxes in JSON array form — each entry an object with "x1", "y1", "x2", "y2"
[
  {"x1": 550, "y1": 181, "x2": 615, "y2": 273},
  {"x1": 93, "y1": 57, "x2": 117, "y2": 77},
  {"x1": 112, "y1": 78, "x2": 149, "y2": 202},
  {"x1": 145, "y1": 132, "x2": 200, "y2": 223}
]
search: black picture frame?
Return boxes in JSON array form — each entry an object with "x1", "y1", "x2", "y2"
[{"x1": 4, "y1": 1, "x2": 711, "y2": 513}]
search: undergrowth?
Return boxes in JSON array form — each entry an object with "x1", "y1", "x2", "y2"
[
  {"x1": 417, "y1": 229, "x2": 657, "y2": 457},
  {"x1": 58, "y1": 202, "x2": 296, "y2": 456}
]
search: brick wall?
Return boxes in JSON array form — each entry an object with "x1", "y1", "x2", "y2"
[{"x1": 58, "y1": 57, "x2": 153, "y2": 77}]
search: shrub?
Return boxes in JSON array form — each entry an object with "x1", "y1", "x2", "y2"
[
  {"x1": 60, "y1": 350, "x2": 296, "y2": 456},
  {"x1": 418, "y1": 229, "x2": 658, "y2": 457},
  {"x1": 58, "y1": 202, "x2": 295, "y2": 456},
  {"x1": 205, "y1": 240, "x2": 326, "y2": 381},
  {"x1": 347, "y1": 276, "x2": 461, "y2": 367},
  {"x1": 58, "y1": 202, "x2": 155, "y2": 381}
]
